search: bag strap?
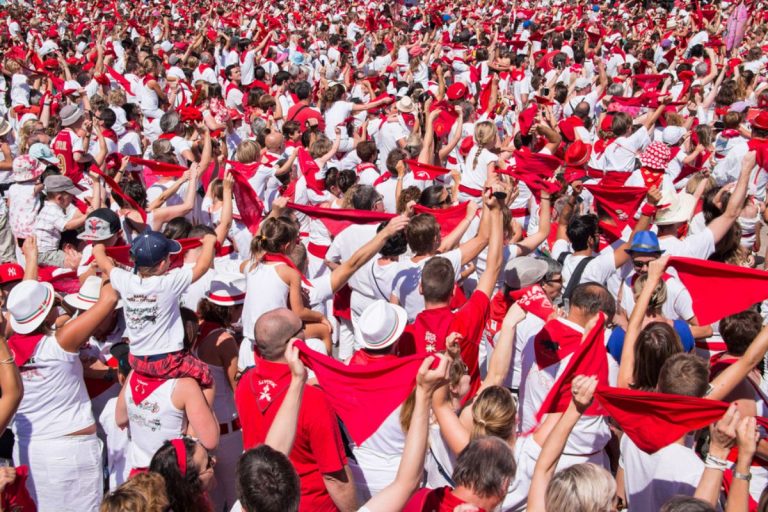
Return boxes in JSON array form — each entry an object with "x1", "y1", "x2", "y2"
[
  {"x1": 557, "y1": 250, "x2": 570, "y2": 266},
  {"x1": 288, "y1": 104, "x2": 310, "y2": 122},
  {"x1": 563, "y1": 256, "x2": 595, "y2": 301}
]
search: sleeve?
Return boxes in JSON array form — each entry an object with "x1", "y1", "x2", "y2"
[
  {"x1": 308, "y1": 273, "x2": 333, "y2": 306},
  {"x1": 442, "y1": 249, "x2": 463, "y2": 280},
  {"x1": 628, "y1": 125, "x2": 651, "y2": 152},
  {"x1": 325, "y1": 234, "x2": 344, "y2": 263},
  {"x1": 51, "y1": 210, "x2": 69, "y2": 232},
  {"x1": 168, "y1": 266, "x2": 194, "y2": 295},
  {"x1": 71, "y1": 134, "x2": 84, "y2": 153},
  {"x1": 581, "y1": 247, "x2": 617, "y2": 285},
  {"x1": 673, "y1": 284, "x2": 696, "y2": 322},
  {"x1": 307, "y1": 391, "x2": 347, "y2": 474},
  {"x1": 682, "y1": 228, "x2": 716, "y2": 259},
  {"x1": 109, "y1": 267, "x2": 131, "y2": 294},
  {"x1": 550, "y1": 238, "x2": 570, "y2": 261}
]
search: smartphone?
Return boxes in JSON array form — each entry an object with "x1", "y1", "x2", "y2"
[
  {"x1": 713, "y1": 121, "x2": 725, "y2": 131},
  {"x1": 542, "y1": 87, "x2": 550, "y2": 96}
]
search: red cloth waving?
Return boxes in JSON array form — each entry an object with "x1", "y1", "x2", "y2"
[
  {"x1": 100, "y1": 238, "x2": 202, "y2": 267},
  {"x1": 228, "y1": 166, "x2": 265, "y2": 234},
  {"x1": 585, "y1": 184, "x2": 647, "y2": 239},
  {"x1": 535, "y1": 314, "x2": 608, "y2": 422},
  {"x1": 295, "y1": 340, "x2": 426, "y2": 445},
  {"x1": 509, "y1": 285, "x2": 556, "y2": 321},
  {"x1": 668, "y1": 257, "x2": 768, "y2": 325},
  {"x1": 90, "y1": 165, "x2": 147, "y2": 223},
  {"x1": 286, "y1": 202, "x2": 395, "y2": 237},
  {"x1": 127, "y1": 157, "x2": 186, "y2": 176},
  {"x1": 496, "y1": 150, "x2": 562, "y2": 199},
  {"x1": 405, "y1": 159, "x2": 452, "y2": 180},
  {"x1": 412, "y1": 202, "x2": 470, "y2": 239}
]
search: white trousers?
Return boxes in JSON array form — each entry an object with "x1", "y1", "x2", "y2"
[{"x1": 14, "y1": 433, "x2": 103, "y2": 512}]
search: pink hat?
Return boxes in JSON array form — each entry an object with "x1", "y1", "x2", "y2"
[{"x1": 639, "y1": 141, "x2": 672, "y2": 170}]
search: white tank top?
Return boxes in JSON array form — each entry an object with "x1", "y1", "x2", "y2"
[
  {"x1": 126, "y1": 378, "x2": 186, "y2": 469},
  {"x1": 194, "y1": 330, "x2": 239, "y2": 424},
  {"x1": 241, "y1": 262, "x2": 289, "y2": 342},
  {"x1": 13, "y1": 335, "x2": 95, "y2": 440}
]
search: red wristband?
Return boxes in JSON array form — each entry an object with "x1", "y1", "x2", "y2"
[{"x1": 641, "y1": 203, "x2": 658, "y2": 217}]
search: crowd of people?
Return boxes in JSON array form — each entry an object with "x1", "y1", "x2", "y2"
[{"x1": 0, "y1": 0, "x2": 766, "y2": 510}]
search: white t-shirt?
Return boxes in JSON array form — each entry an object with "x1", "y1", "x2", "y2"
[
  {"x1": 619, "y1": 272, "x2": 695, "y2": 321},
  {"x1": 461, "y1": 147, "x2": 499, "y2": 192},
  {"x1": 658, "y1": 230, "x2": 715, "y2": 259},
  {"x1": 595, "y1": 128, "x2": 651, "y2": 172},
  {"x1": 620, "y1": 435, "x2": 705, "y2": 511},
  {"x1": 110, "y1": 266, "x2": 193, "y2": 356},
  {"x1": 391, "y1": 249, "x2": 463, "y2": 322}
]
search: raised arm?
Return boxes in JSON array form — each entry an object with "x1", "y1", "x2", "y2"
[
  {"x1": 56, "y1": 280, "x2": 119, "y2": 353},
  {"x1": 264, "y1": 340, "x2": 307, "y2": 454},
  {"x1": 475, "y1": 185, "x2": 504, "y2": 298},
  {"x1": 191, "y1": 233, "x2": 217, "y2": 283},
  {"x1": 0, "y1": 335, "x2": 22, "y2": 432},
  {"x1": 694, "y1": 404, "x2": 739, "y2": 506},
  {"x1": 705, "y1": 151, "x2": 754, "y2": 244}
]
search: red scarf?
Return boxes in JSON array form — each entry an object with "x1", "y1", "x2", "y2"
[
  {"x1": 228, "y1": 165, "x2": 265, "y2": 234},
  {"x1": 509, "y1": 285, "x2": 556, "y2": 321},
  {"x1": 89, "y1": 165, "x2": 148, "y2": 223},
  {"x1": 128, "y1": 157, "x2": 186, "y2": 176},
  {"x1": 262, "y1": 253, "x2": 312, "y2": 286},
  {"x1": 406, "y1": 159, "x2": 452, "y2": 181},
  {"x1": 639, "y1": 167, "x2": 665, "y2": 189},
  {"x1": 412, "y1": 202, "x2": 470, "y2": 239},
  {"x1": 285, "y1": 202, "x2": 395, "y2": 237},
  {"x1": 129, "y1": 372, "x2": 167, "y2": 404},
  {"x1": 8, "y1": 333, "x2": 45, "y2": 367},
  {"x1": 157, "y1": 133, "x2": 176, "y2": 141},
  {"x1": 533, "y1": 318, "x2": 584, "y2": 370}
]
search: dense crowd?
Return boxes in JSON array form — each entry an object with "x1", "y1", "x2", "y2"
[{"x1": 0, "y1": 0, "x2": 766, "y2": 510}]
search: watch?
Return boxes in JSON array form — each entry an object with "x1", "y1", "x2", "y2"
[{"x1": 733, "y1": 471, "x2": 752, "y2": 482}]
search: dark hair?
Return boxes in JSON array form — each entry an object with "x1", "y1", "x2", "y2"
[
  {"x1": 657, "y1": 353, "x2": 710, "y2": 397},
  {"x1": 418, "y1": 184, "x2": 450, "y2": 209},
  {"x1": 99, "y1": 107, "x2": 117, "y2": 128},
  {"x1": 149, "y1": 439, "x2": 208, "y2": 512},
  {"x1": 660, "y1": 496, "x2": 716, "y2": 512},
  {"x1": 225, "y1": 64, "x2": 239, "y2": 80},
  {"x1": 236, "y1": 446, "x2": 300, "y2": 512},
  {"x1": 720, "y1": 310, "x2": 763, "y2": 357},
  {"x1": 567, "y1": 214, "x2": 598, "y2": 251},
  {"x1": 406, "y1": 214, "x2": 440, "y2": 255},
  {"x1": 452, "y1": 437, "x2": 516, "y2": 499},
  {"x1": 162, "y1": 217, "x2": 192, "y2": 239},
  {"x1": 385, "y1": 148, "x2": 407, "y2": 176},
  {"x1": 351, "y1": 185, "x2": 382, "y2": 211},
  {"x1": 632, "y1": 322, "x2": 683, "y2": 391},
  {"x1": 121, "y1": 181, "x2": 148, "y2": 208},
  {"x1": 570, "y1": 283, "x2": 613, "y2": 316},
  {"x1": 376, "y1": 221, "x2": 407, "y2": 258},
  {"x1": 250, "y1": 217, "x2": 299, "y2": 257},
  {"x1": 421, "y1": 257, "x2": 455, "y2": 303},
  {"x1": 294, "y1": 81, "x2": 311, "y2": 101}
]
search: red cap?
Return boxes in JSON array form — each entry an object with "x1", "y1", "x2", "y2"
[
  {"x1": 564, "y1": 140, "x2": 592, "y2": 167},
  {"x1": 446, "y1": 82, "x2": 468, "y2": 101},
  {"x1": 752, "y1": 111, "x2": 768, "y2": 131},
  {"x1": 0, "y1": 263, "x2": 23, "y2": 284},
  {"x1": 601, "y1": 114, "x2": 614, "y2": 132},
  {"x1": 46, "y1": 27, "x2": 59, "y2": 38},
  {"x1": 459, "y1": 135, "x2": 474, "y2": 156}
]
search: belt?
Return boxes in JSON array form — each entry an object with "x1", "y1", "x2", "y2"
[
  {"x1": 220, "y1": 417, "x2": 242, "y2": 435},
  {"x1": 458, "y1": 184, "x2": 482, "y2": 197},
  {"x1": 133, "y1": 351, "x2": 181, "y2": 362}
]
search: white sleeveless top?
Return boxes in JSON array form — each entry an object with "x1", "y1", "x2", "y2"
[
  {"x1": 13, "y1": 335, "x2": 95, "y2": 441},
  {"x1": 241, "y1": 262, "x2": 289, "y2": 342},
  {"x1": 126, "y1": 377, "x2": 186, "y2": 469},
  {"x1": 195, "y1": 330, "x2": 238, "y2": 425}
]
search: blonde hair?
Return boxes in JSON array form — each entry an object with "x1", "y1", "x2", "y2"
[
  {"x1": 236, "y1": 140, "x2": 261, "y2": 164},
  {"x1": 101, "y1": 472, "x2": 169, "y2": 512},
  {"x1": 545, "y1": 463, "x2": 616, "y2": 512},
  {"x1": 310, "y1": 136, "x2": 333, "y2": 159},
  {"x1": 4, "y1": 60, "x2": 20, "y2": 74},
  {"x1": 685, "y1": 173, "x2": 716, "y2": 195},
  {"x1": 107, "y1": 89, "x2": 127, "y2": 107},
  {"x1": 632, "y1": 274, "x2": 668, "y2": 315},
  {"x1": 472, "y1": 121, "x2": 496, "y2": 170},
  {"x1": 18, "y1": 120, "x2": 39, "y2": 155},
  {"x1": 470, "y1": 386, "x2": 517, "y2": 442}
]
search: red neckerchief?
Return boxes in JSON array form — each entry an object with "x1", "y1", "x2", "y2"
[
  {"x1": 262, "y1": 253, "x2": 312, "y2": 286},
  {"x1": 593, "y1": 137, "x2": 616, "y2": 156},
  {"x1": 129, "y1": 372, "x2": 167, "y2": 404},
  {"x1": 640, "y1": 167, "x2": 665, "y2": 188},
  {"x1": 158, "y1": 133, "x2": 175, "y2": 140},
  {"x1": 355, "y1": 162, "x2": 378, "y2": 174},
  {"x1": 373, "y1": 173, "x2": 390, "y2": 187},
  {"x1": 102, "y1": 128, "x2": 118, "y2": 143},
  {"x1": 142, "y1": 74, "x2": 155, "y2": 86},
  {"x1": 197, "y1": 63, "x2": 211, "y2": 73},
  {"x1": 8, "y1": 333, "x2": 45, "y2": 367},
  {"x1": 247, "y1": 357, "x2": 291, "y2": 413},
  {"x1": 509, "y1": 285, "x2": 556, "y2": 321}
]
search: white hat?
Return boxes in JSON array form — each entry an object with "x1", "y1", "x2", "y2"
[
  {"x1": 574, "y1": 77, "x2": 591, "y2": 90},
  {"x1": 396, "y1": 96, "x2": 416, "y2": 113},
  {"x1": 64, "y1": 275, "x2": 116, "y2": 310},
  {"x1": 661, "y1": 125, "x2": 686, "y2": 145},
  {"x1": 38, "y1": 40, "x2": 59, "y2": 57},
  {"x1": 7, "y1": 280, "x2": 55, "y2": 334},
  {"x1": 655, "y1": 190, "x2": 697, "y2": 226},
  {"x1": 205, "y1": 272, "x2": 246, "y2": 306},
  {"x1": 354, "y1": 300, "x2": 407, "y2": 351}
]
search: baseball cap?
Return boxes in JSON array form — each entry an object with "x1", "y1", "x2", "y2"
[
  {"x1": 78, "y1": 208, "x2": 121, "y2": 241},
  {"x1": 503, "y1": 257, "x2": 549, "y2": 289},
  {"x1": 28, "y1": 142, "x2": 59, "y2": 164},
  {"x1": 0, "y1": 263, "x2": 23, "y2": 285},
  {"x1": 130, "y1": 230, "x2": 182, "y2": 269},
  {"x1": 44, "y1": 175, "x2": 80, "y2": 196},
  {"x1": 661, "y1": 126, "x2": 686, "y2": 145}
]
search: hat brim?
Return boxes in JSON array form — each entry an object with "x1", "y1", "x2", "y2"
[
  {"x1": 626, "y1": 247, "x2": 665, "y2": 255},
  {"x1": 10, "y1": 282, "x2": 55, "y2": 335},
  {"x1": 60, "y1": 110, "x2": 83, "y2": 127},
  {"x1": 0, "y1": 124, "x2": 11, "y2": 137},
  {"x1": 64, "y1": 293, "x2": 98, "y2": 311},
  {"x1": 355, "y1": 304, "x2": 408, "y2": 351},
  {"x1": 205, "y1": 292, "x2": 245, "y2": 307},
  {"x1": 77, "y1": 231, "x2": 116, "y2": 242},
  {"x1": 168, "y1": 239, "x2": 182, "y2": 254}
]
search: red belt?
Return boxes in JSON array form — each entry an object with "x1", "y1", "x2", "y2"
[
  {"x1": 307, "y1": 242, "x2": 330, "y2": 259},
  {"x1": 509, "y1": 207, "x2": 528, "y2": 217},
  {"x1": 220, "y1": 417, "x2": 242, "y2": 435},
  {"x1": 458, "y1": 184, "x2": 482, "y2": 197}
]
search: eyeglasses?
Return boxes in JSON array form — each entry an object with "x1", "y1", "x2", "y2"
[
  {"x1": 283, "y1": 322, "x2": 305, "y2": 345},
  {"x1": 545, "y1": 278, "x2": 563, "y2": 285}
]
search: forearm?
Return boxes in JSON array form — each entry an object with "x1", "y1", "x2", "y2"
[
  {"x1": 324, "y1": 467, "x2": 358, "y2": 512},
  {"x1": 264, "y1": 377, "x2": 304, "y2": 455},
  {"x1": 0, "y1": 338, "x2": 21, "y2": 432}
]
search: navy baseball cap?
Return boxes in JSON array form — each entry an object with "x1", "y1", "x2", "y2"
[{"x1": 130, "y1": 230, "x2": 181, "y2": 269}]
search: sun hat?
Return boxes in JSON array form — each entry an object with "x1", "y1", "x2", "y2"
[
  {"x1": 59, "y1": 104, "x2": 84, "y2": 127},
  {"x1": 354, "y1": 300, "x2": 407, "y2": 351},
  {"x1": 626, "y1": 230, "x2": 664, "y2": 254},
  {"x1": 28, "y1": 142, "x2": 59, "y2": 164},
  {"x1": 503, "y1": 257, "x2": 549, "y2": 289},
  {"x1": 0, "y1": 119, "x2": 11, "y2": 137},
  {"x1": 205, "y1": 272, "x2": 247, "y2": 306},
  {"x1": 64, "y1": 275, "x2": 107, "y2": 310},
  {"x1": 44, "y1": 175, "x2": 80, "y2": 196},
  {"x1": 12, "y1": 155, "x2": 46, "y2": 182},
  {"x1": 396, "y1": 96, "x2": 416, "y2": 113},
  {"x1": 7, "y1": 280, "x2": 55, "y2": 334},
  {"x1": 639, "y1": 141, "x2": 672, "y2": 170},
  {"x1": 78, "y1": 208, "x2": 121, "y2": 241},
  {"x1": 655, "y1": 191, "x2": 697, "y2": 226},
  {"x1": 130, "y1": 230, "x2": 182, "y2": 269}
]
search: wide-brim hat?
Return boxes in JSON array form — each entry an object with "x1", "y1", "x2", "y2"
[
  {"x1": 8, "y1": 281, "x2": 55, "y2": 334},
  {"x1": 354, "y1": 300, "x2": 408, "y2": 351}
]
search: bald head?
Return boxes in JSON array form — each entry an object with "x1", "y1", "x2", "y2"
[
  {"x1": 265, "y1": 132, "x2": 284, "y2": 152},
  {"x1": 254, "y1": 308, "x2": 302, "y2": 361}
]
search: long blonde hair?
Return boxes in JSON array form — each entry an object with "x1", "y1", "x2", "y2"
[
  {"x1": 472, "y1": 121, "x2": 496, "y2": 170},
  {"x1": 470, "y1": 386, "x2": 517, "y2": 442},
  {"x1": 545, "y1": 463, "x2": 616, "y2": 512}
]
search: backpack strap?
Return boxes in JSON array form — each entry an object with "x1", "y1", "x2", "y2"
[{"x1": 563, "y1": 256, "x2": 596, "y2": 301}]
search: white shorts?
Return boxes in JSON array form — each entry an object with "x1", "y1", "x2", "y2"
[{"x1": 15, "y1": 434, "x2": 103, "y2": 512}]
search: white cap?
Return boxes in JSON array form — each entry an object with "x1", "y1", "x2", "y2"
[
  {"x1": 574, "y1": 77, "x2": 591, "y2": 89},
  {"x1": 661, "y1": 126, "x2": 687, "y2": 145}
]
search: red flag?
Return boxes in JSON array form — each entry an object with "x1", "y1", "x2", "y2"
[
  {"x1": 413, "y1": 202, "x2": 470, "y2": 239},
  {"x1": 535, "y1": 314, "x2": 608, "y2": 422},
  {"x1": 295, "y1": 340, "x2": 426, "y2": 445},
  {"x1": 668, "y1": 257, "x2": 768, "y2": 325},
  {"x1": 90, "y1": 165, "x2": 147, "y2": 223},
  {"x1": 509, "y1": 285, "x2": 556, "y2": 321},
  {"x1": 497, "y1": 150, "x2": 562, "y2": 199},
  {"x1": 595, "y1": 386, "x2": 768, "y2": 453},
  {"x1": 405, "y1": 159, "x2": 451, "y2": 181},
  {"x1": 585, "y1": 183, "x2": 647, "y2": 237},
  {"x1": 286, "y1": 202, "x2": 395, "y2": 237},
  {"x1": 229, "y1": 166, "x2": 264, "y2": 234},
  {"x1": 297, "y1": 147, "x2": 325, "y2": 194},
  {"x1": 104, "y1": 65, "x2": 134, "y2": 95},
  {"x1": 128, "y1": 157, "x2": 186, "y2": 176}
]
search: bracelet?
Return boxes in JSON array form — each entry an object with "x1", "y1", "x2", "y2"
[
  {"x1": 704, "y1": 454, "x2": 729, "y2": 471},
  {"x1": 640, "y1": 203, "x2": 658, "y2": 217},
  {"x1": 733, "y1": 470, "x2": 752, "y2": 481},
  {"x1": 0, "y1": 354, "x2": 15, "y2": 365}
]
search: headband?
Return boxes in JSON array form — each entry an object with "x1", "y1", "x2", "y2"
[{"x1": 171, "y1": 438, "x2": 187, "y2": 477}]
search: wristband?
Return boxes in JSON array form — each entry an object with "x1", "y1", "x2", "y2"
[
  {"x1": 733, "y1": 470, "x2": 752, "y2": 481},
  {"x1": 641, "y1": 203, "x2": 658, "y2": 217},
  {"x1": 704, "y1": 454, "x2": 729, "y2": 471}
]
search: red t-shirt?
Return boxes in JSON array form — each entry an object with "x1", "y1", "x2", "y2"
[
  {"x1": 403, "y1": 486, "x2": 486, "y2": 512},
  {"x1": 286, "y1": 102, "x2": 326, "y2": 132},
  {"x1": 235, "y1": 358, "x2": 347, "y2": 512},
  {"x1": 398, "y1": 291, "x2": 490, "y2": 395}
]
